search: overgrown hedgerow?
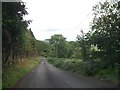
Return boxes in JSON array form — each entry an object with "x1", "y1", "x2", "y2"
[{"x1": 47, "y1": 57, "x2": 118, "y2": 84}]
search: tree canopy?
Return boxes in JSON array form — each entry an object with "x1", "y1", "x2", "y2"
[{"x1": 2, "y1": 2, "x2": 42, "y2": 65}]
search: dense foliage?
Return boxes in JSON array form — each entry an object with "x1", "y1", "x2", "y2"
[
  {"x1": 2, "y1": 2, "x2": 47, "y2": 65},
  {"x1": 47, "y1": 0, "x2": 119, "y2": 84},
  {"x1": 48, "y1": 58, "x2": 118, "y2": 83},
  {"x1": 90, "y1": 1, "x2": 120, "y2": 67},
  {"x1": 2, "y1": 0, "x2": 119, "y2": 86},
  {"x1": 47, "y1": 34, "x2": 81, "y2": 59},
  {"x1": 76, "y1": 0, "x2": 120, "y2": 71},
  {"x1": 2, "y1": 2, "x2": 48, "y2": 88}
]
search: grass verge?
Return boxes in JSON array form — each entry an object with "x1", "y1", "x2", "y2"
[
  {"x1": 95, "y1": 67, "x2": 118, "y2": 84},
  {"x1": 2, "y1": 57, "x2": 41, "y2": 88}
]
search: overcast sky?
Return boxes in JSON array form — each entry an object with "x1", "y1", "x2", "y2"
[{"x1": 22, "y1": 0, "x2": 102, "y2": 41}]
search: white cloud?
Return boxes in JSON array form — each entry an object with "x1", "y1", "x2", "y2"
[{"x1": 23, "y1": 0, "x2": 102, "y2": 41}]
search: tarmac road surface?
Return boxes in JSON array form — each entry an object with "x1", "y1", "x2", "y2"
[{"x1": 14, "y1": 58, "x2": 117, "y2": 88}]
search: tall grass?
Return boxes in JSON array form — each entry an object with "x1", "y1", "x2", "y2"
[{"x1": 2, "y1": 57, "x2": 40, "y2": 88}]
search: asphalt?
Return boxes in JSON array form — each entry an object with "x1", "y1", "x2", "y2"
[{"x1": 14, "y1": 58, "x2": 117, "y2": 88}]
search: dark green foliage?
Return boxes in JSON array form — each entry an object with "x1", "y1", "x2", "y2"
[
  {"x1": 36, "y1": 40, "x2": 50, "y2": 57},
  {"x1": 89, "y1": 1, "x2": 120, "y2": 67},
  {"x1": 2, "y1": 2, "x2": 40, "y2": 65},
  {"x1": 48, "y1": 34, "x2": 81, "y2": 59},
  {"x1": 47, "y1": 0, "x2": 119, "y2": 84},
  {"x1": 67, "y1": 41, "x2": 81, "y2": 59},
  {"x1": 3, "y1": 0, "x2": 119, "y2": 85},
  {"x1": 48, "y1": 34, "x2": 68, "y2": 58},
  {"x1": 77, "y1": 30, "x2": 90, "y2": 61},
  {"x1": 96, "y1": 66, "x2": 118, "y2": 83},
  {"x1": 48, "y1": 57, "x2": 118, "y2": 83},
  {"x1": 76, "y1": 0, "x2": 120, "y2": 69},
  {"x1": 48, "y1": 58, "x2": 98, "y2": 75},
  {"x1": 48, "y1": 57, "x2": 82, "y2": 72},
  {"x1": 2, "y1": 2, "x2": 28, "y2": 64},
  {"x1": 2, "y1": 2, "x2": 44, "y2": 87}
]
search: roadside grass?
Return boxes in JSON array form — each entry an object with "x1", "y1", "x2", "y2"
[
  {"x1": 95, "y1": 67, "x2": 118, "y2": 84},
  {"x1": 2, "y1": 57, "x2": 41, "y2": 88},
  {"x1": 47, "y1": 57, "x2": 118, "y2": 84}
]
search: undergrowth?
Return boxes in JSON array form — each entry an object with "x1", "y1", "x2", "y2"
[
  {"x1": 2, "y1": 57, "x2": 40, "y2": 88},
  {"x1": 47, "y1": 57, "x2": 118, "y2": 84}
]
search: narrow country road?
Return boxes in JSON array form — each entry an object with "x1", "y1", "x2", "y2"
[{"x1": 14, "y1": 58, "x2": 117, "y2": 88}]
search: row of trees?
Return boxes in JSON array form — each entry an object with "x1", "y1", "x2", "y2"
[
  {"x1": 45, "y1": 34, "x2": 81, "y2": 59},
  {"x1": 77, "y1": 0, "x2": 120, "y2": 68},
  {"x1": 2, "y1": 2, "x2": 48, "y2": 65},
  {"x1": 46, "y1": 0, "x2": 119, "y2": 71},
  {"x1": 3, "y1": 0, "x2": 119, "y2": 70}
]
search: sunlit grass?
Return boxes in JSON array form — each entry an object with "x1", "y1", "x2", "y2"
[{"x1": 2, "y1": 57, "x2": 40, "y2": 88}]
